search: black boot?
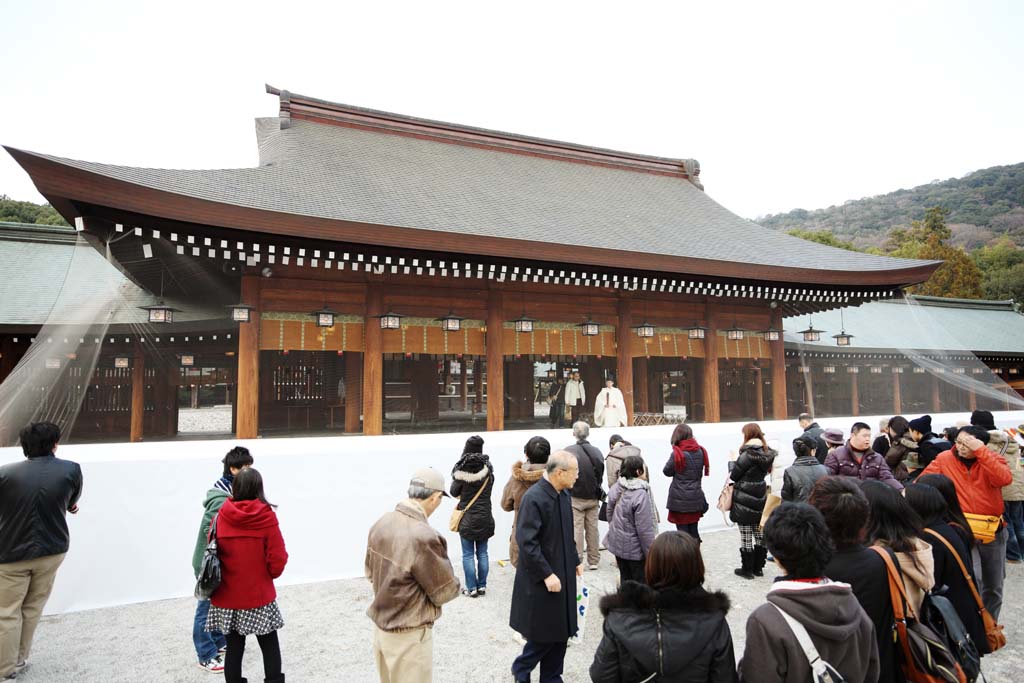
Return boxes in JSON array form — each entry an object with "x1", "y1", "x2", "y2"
[
  {"x1": 752, "y1": 546, "x2": 766, "y2": 577},
  {"x1": 734, "y1": 549, "x2": 755, "y2": 579},
  {"x1": 265, "y1": 676, "x2": 285, "y2": 683}
]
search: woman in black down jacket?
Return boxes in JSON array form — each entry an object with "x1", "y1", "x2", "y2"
[
  {"x1": 729, "y1": 423, "x2": 776, "y2": 580},
  {"x1": 663, "y1": 424, "x2": 710, "y2": 541},
  {"x1": 590, "y1": 531, "x2": 736, "y2": 683},
  {"x1": 450, "y1": 435, "x2": 495, "y2": 598}
]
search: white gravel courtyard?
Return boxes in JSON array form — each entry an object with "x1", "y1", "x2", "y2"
[{"x1": 18, "y1": 528, "x2": 1024, "y2": 682}]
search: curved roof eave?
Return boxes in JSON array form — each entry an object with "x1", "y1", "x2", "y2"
[{"x1": 5, "y1": 145, "x2": 942, "y2": 289}]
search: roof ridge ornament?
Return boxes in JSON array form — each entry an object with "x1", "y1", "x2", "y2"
[
  {"x1": 681, "y1": 159, "x2": 703, "y2": 190},
  {"x1": 266, "y1": 84, "x2": 291, "y2": 129}
]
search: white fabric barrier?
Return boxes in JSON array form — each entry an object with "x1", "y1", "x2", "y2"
[{"x1": 1, "y1": 410, "x2": 1021, "y2": 615}]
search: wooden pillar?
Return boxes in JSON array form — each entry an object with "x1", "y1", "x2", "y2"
[
  {"x1": 634, "y1": 356, "x2": 650, "y2": 414},
  {"x1": 930, "y1": 373, "x2": 941, "y2": 413},
  {"x1": 486, "y1": 290, "x2": 505, "y2": 432},
  {"x1": 770, "y1": 310, "x2": 788, "y2": 420},
  {"x1": 754, "y1": 367, "x2": 765, "y2": 421},
  {"x1": 616, "y1": 298, "x2": 635, "y2": 426},
  {"x1": 0, "y1": 336, "x2": 14, "y2": 384},
  {"x1": 411, "y1": 358, "x2": 440, "y2": 422},
  {"x1": 344, "y1": 352, "x2": 363, "y2": 433},
  {"x1": 363, "y1": 285, "x2": 384, "y2": 435},
  {"x1": 130, "y1": 343, "x2": 145, "y2": 443},
  {"x1": 702, "y1": 302, "x2": 721, "y2": 423},
  {"x1": 850, "y1": 369, "x2": 860, "y2": 417},
  {"x1": 803, "y1": 368, "x2": 815, "y2": 415},
  {"x1": 968, "y1": 385, "x2": 977, "y2": 412},
  {"x1": 236, "y1": 276, "x2": 261, "y2": 439},
  {"x1": 474, "y1": 356, "x2": 483, "y2": 414},
  {"x1": 892, "y1": 370, "x2": 903, "y2": 416},
  {"x1": 460, "y1": 358, "x2": 468, "y2": 412},
  {"x1": 152, "y1": 361, "x2": 168, "y2": 436}
]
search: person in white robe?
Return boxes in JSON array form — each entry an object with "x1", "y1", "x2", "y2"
[{"x1": 594, "y1": 378, "x2": 627, "y2": 427}]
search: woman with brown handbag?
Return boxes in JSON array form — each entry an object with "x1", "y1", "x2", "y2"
[{"x1": 450, "y1": 436, "x2": 494, "y2": 598}]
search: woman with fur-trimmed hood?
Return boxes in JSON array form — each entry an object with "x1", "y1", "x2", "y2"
[
  {"x1": 500, "y1": 435, "x2": 550, "y2": 567},
  {"x1": 591, "y1": 531, "x2": 736, "y2": 682},
  {"x1": 451, "y1": 435, "x2": 495, "y2": 597}
]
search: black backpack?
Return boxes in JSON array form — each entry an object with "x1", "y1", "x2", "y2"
[
  {"x1": 921, "y1": 588, "x2": 982, "y2": 683},
  {"x1": 194, "y1": 513, "x2": 222, "y2": 600}
]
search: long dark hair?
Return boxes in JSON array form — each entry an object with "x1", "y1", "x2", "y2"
[
  {"x1": 670, "y1": 424, "x2": 693, "y2": 446},
  {"x1": 862, "y1": 480, "x2": 923, "y2": 559},
  {"x1": 231, "y1": 467, "x2": 276, "y2": 508},
  {"x1": 645, "y1": 531, "x2": 704, "y2": 591},
  {"x1": 741, "y1": 423, "x2": 766, "y2": 450},
  {"x1": 888, "y1": 416, "x2": 910, "y2": 440},
  {"x1": 904, "y1": 483, "x2": 948, "y2": 527},
  {"x1": 916, "y1": 473, "x2": 974, "y2": 547}
]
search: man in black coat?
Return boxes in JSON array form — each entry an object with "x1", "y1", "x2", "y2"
[
  {"x1": 798, "y1": 413, "x2": 829, "y2": 464},
  {"x1": 510, "y1": 450, "x2": 583, "y2": 683},
  {"x1": 0, "y1": 422, "x2": 82, "y2": 681}
]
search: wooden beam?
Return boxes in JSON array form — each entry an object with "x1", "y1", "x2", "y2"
[
  {"x1": 850, "y1": 369, "x2": 860, "y2": 417},
  {"x1": 236, "y1": 275, "x2": 261, "y2": 439},
  {"x1": 754, "y1": 367, "x2": 765, "y2": 421},
  {"x1": 460, "y1": 358, "x2": 469, "y2": 412},
  {"x1": 702, "y1": 301, "x2": 720, "y2": 423},
  {"x1": 363, "y1": 285, "x2": 384, "y2": 435},
  {"x1": 129, "y1": 343, "x2": 145, "y2": 443},
  {"x1": 893, "y1": 371, "x2": 903, "y2": 416},
  {"x1": 616, "y1": 298, "x2": 635, "y2": 426},
  {"x1": 770, "y1": 310, "x2": 788, "y2": 420},
  {"x1": 344, "y1": 351, "x2": 362, "y2": 433},
  {"x1": 968, "y1": 383, "x2": 977, "y2": 412},
  {"x1": 486, "y1": 290, "x2": 505, "y2": 432},
  {"x1": 634, "y1": 357, "x2": 650, "y2": 414}
]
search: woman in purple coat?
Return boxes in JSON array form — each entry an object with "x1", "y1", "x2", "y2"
[{"x1": 603, "y1": 455, "x2": 658, "y2": 583}]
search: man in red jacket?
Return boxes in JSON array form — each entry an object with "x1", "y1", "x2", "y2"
[{"x1": 921, "y1": 425, "x2": 1013, "y2": 621}]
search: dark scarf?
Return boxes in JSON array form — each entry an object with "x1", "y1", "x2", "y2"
[
  {"x1": 673, "y1": 439, "x2": 710, "y2": 476},
  {"x1": 214, "y1": 473, "x2": 234, "y2": 493}
]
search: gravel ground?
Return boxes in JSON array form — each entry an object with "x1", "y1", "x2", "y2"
[{"x1": 18, "y1": 529, "x2": 1023, "y2": 682}]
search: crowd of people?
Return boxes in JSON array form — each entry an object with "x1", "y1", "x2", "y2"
[{"x1": 0, "y1": 408, "x2": 1021, "y2": 682}]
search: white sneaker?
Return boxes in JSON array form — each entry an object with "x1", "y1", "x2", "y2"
[{"x1": 197, "y1": 656, "x2": 225, "y2": 673}]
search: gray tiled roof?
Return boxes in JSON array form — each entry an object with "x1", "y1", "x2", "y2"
[
  {"x1": 784, "y1": 296, "x2": 1024, "y2": 354},
  {"x1": 0, "y1": 223, "x2": 222, "y2": 326},
  {"x1": 12, "y1": 116, "x2": 934, "y2": 276}
]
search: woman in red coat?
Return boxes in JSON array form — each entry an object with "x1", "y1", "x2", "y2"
[{"x1": 205, "y1": 468, "x2": 288, "y2": 683}]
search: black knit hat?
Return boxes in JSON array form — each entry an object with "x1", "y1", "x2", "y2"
[
  {"x1": 908, "y1": 415, "x2": 932, "y2": 434},
  {"x1": 970, "y1": 410, "x2": 996, "y2": 431},
  {"x1": 464, "y1": 435, "x2": 484, "y2": 454}
]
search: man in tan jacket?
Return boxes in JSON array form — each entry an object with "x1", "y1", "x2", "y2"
[{"x1": 365, "y1": 468, "x2": 461, "y2": 683}]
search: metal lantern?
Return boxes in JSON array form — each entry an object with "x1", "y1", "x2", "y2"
[
  {"x1": 725, "y1": 322, "x2": 744, "y2": 341},
  {"x1": 510, "y1": 314, "x2": 536, "y2": 334},
  {"x1": 799, "y1": 318, "x2": 823, "y2": 343},
  {"x1": 180, "y1": 354, "x2": 195, "y2": 367},
  {"x1": 833, "y1": 330, "x2": 853, "y2": 347},
  {"x1": 576, "y1": 318, "x2": 601, "y2": 337},
  {"x1": 377, "y1": 311, "x2": 405, "y2": 330},
  {"x1": 311, "y1": 306, "x2": 340, "y2": 328},
  {"x1": 434, "y1": 311, "x2": 464, "y2": 332},
  {"x1": 823, "y1": 365, "x2": 836, "y2": 374},
  {"x1": 140, "y1": 301, "x2": 180, "y2": 324},
  {"x1": 632, "y1": 321, "x2": 655, "y2": 338},
  {"x1": 114, "y1": 357, "x2": 130, "y2": 369},
  {"x1": 227, "y1": 303, "x2": 255, "y2": 323},
  {"x1": 763, "y1": 327, "x2": 782, "y2": 342}
]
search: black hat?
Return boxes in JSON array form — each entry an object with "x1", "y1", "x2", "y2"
[
  {"x1": 970, "y1": 410, "x2": 996, "y2": 431},
  {"x1": 464, "y1": 435, "x2": 484, "y2": 454},
  {"x1": 908, "y1": 415, "x2": 932, "y2": 434}
]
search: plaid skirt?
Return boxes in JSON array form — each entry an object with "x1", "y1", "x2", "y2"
[{"x1": 206, "y1": 600, "x2": 284, "y2": 636}]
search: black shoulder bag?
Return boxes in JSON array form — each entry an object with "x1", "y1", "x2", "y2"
[{"x1": 194, "y1": 513, "x2": 222, "y2": 600}]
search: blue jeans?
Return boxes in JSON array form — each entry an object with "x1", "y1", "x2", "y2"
[
  {"x1": 460, "y1": 537, "x2": 489, "y2": 591},
  {"x1": 1005, "y1": 500, "x2": 1024, "y2": 561},
  {"x1": 193, "y1": 599, "x2": 227, "y2": 663}
]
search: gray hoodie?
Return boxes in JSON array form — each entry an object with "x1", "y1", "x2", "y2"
[{"x1": 739, "y1": 580, "x2": 879, "y2": 683}]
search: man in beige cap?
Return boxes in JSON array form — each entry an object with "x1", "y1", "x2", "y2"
[{"x1": 365, "y1": 468, "x2": 461, "y2": 682}]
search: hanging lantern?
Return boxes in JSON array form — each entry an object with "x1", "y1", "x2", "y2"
[
  {"x1": 180, "y1": 354, "x2": 195, "y2": 367},
  {"x1": 311, "y1": 306, "x2": 341, "y2": 328},
  {"x1": 114, "y1": 357, "x2": 130, "y2": 369},
  {"x1": 227, "y1": 303, "x2": 256, "y2": 323},
  {"x1": 140, "y1": 301, "x2": 180, "y2": 324},
  {"x1": 725, "y1": 322, "x2": 744, "y2": 341},
  {"x1": 833, "y1": 330, "x2": 853, "y2": 347},
  {"x1": 687, "y1": 322, "x2": 707, "y2": 340},
  {"x1": 375, "y1": 311, "x2": 406, "y2": 330},
  {"x1": 799, "y1": 317, "x2": 824, "y2": 343},
  {"x1": 632, "y1": 321, "x2": 655, "y2": 338},
  {"x1": 576, "y1": 318, "x2": 601, "y2": 337},
  {"x1": 823, "y1": 365, "x2": 836, "y2": 374},
  {"x1": 434, "y1": 311, "x2": 464, "y2": 332},
  {"x1": 763, "y1": 327, "x2": 782, "y2": 342},
  {"x1": 510, "y1": 314, "x2": 537, "y2": 334}
]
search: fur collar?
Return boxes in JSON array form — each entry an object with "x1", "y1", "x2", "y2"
[
  {"x1": 899, "y1": 436, "x2": 919, "y2": 450},
  {"x1": 618, "y1": 477, "x2": 650, "y2": 491},
  {"x1": 453, "y1": 464, "x2": 491, "y2": 483},
  {"x1": 599, "y1": 581, "x2": 730, "y2": 616},
  {"x1": 512, "y1": 460, "x2": 546, "y2": 483},
  {"x1": 744, "y1": 438, "x2": 765, "y2": 448}
]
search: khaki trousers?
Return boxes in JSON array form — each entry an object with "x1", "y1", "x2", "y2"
[
  {"x1": 373, "y1": 625, "x2": 433, "y2": 683},
  {"x1": 0, "y1": 553, "x2": 65, "y2": 677},
  {"x1": 572, "y1": 498, "x2": 601, "y2": 566}
]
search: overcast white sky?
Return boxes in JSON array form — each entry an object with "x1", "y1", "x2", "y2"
[{"x1": 1, "y1": 1, "x2": 1021, "y2": 219}]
